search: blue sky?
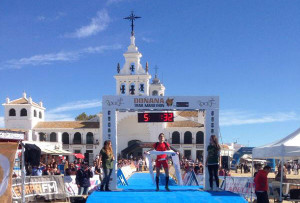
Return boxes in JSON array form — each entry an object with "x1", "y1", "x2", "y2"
[{"x1": 1, "y1": 0, "x2": 299, "y2": 147}]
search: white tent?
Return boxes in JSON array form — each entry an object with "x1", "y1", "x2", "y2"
[
  {"x1": 252, "y1": 128, "x2": 300, "y2": 159},
  {"x1": 252, "y1": 128, "x2": 300, "y2": 201}
]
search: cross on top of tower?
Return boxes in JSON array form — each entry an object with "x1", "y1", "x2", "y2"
[
  {"x1": 124, "y1": 11, "x2": 141, "y2": 36},
  {"x1": 154, "y1": 65, "x2": 159, "y2": 78}
]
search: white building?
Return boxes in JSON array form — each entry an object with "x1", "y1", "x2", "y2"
[{"x1": 2, "y1": 29, "x2": 206, "y2": 162}]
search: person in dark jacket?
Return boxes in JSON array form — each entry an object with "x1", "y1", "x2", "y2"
[
  {"x1": 254, "y1": 165, "x2": 271, "y2": 203},
  {"x1": 205, "y1": 135, "x2": 221, "y2": 191},
  {"x1": 76, "y1": 162, "x2": 93, "y2": 195}
]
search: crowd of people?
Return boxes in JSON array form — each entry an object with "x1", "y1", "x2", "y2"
[{"x1": 16, "y1": 133, "x2": 300, "y2": 201}]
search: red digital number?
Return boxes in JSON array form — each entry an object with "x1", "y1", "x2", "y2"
[
  {"x1": 163, "y1": 113, "x2": 168, "y2": 121},
  {"x1": 168, "y1": 113, "x2": 173, "y2": 122},
  {"x1": 144, "y1": 113, "x2": 149, "y2": 122}
]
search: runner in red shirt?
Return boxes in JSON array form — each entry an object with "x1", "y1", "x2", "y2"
[{"x1": 146, "y1": 133, "x2": 178, "y2": 191}]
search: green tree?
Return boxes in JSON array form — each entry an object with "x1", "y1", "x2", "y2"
[{"x1": 75, "y1": 112, "x2": 97, "y2": 121}]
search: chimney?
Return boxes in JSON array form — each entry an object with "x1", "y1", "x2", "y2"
[
  {"x1": 28, "y1": 96, "x2": 32, "y2": 104},
  {"x1": 6, "y1": 97, "x2": 10, "y2": 104}
]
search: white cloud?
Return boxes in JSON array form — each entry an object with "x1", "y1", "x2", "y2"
[
  {"x1": 1, "y1": 44, "x2": 121, "y2": 70},
  {"x1": 107, "y1": 0, "x2": 125, "y2": 5},
  {"x1": 65, "y1": 9, "x2": 110, "y2": 38},
  {"x1": 37, "y1": 16, "x2": 46, "y2": 21},
  {"x1": 45, "y1": 99, "x2": 102, "y2": 121},
  {"x1": 45, "y1": 113, "x2": 75, "y2": 121},
  {"x1": 4, "y1": 51, "x2": 80, "y2": 69},
  {"x1": 0, "y1": 117, "x2": 4, "y2": 128},
  {"x1": 220, "y1": 110, "x2": 299, "y2": 126},
  {"x1": 141, "y1": 37, "x2": 154, "y2": 43},
  {"x1": 82, "y1": 44, "x2": 122, "y2": 54},
  {"x1": 37, "y1": 12, "x2": 66, "y2": 22},
  {"x1": 48, "y1": 99, "x2": 102, "y2": 114}
]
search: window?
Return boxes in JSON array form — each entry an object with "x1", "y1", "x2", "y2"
[
  {"x1": 39, "y1": 112, "x2": 42, "y2": 119},
  {"x1": 39, "y1": 132, "x2": 47, "y2": 141},
  {"x1": 172, "y1": 131, "x2": 180, "y2": 144},
  {"x1": 62, "y1": 132, "x2": 70, "y2": 144},
  {"x1": 20, "y1": 108, "x2": 27, "y2": 117},
  {"x1": 9, "y1": 109, "x2": 16, "y2": 116},
  {"x1": 120, "y1": 84, "x2": 126, "y2": 94},
  {"x1": 129, "y1": 83, "x2": 135, "y2": 95},
  {"x1": 34, "y1": 110, "x2": 37, "y2": 117},
  {"x1": 73, "y1": 132, "x2": 81, "y2": 144},
  {"x1": 130, "y1": 63, "x2": 135, "y2": 74},
  {"x1": 74, "y1": 150, "x2": 81, "y2": 154},
  {"x1": 50, "y1": 132, "x2": 57, "y2": 142},
  {"x1": 152, "y1": 90, "x2": 158, "y2": 96},
  {"x1": 86, "y1": 132, "x2": 94, "y2": 144},
  {"x1": 196, "y1": 131, "x2": 204, "y2": 144},
  {"x1": 184, "y1": 131, "x2": 192, "y2": 144},
  {"x1": 139, "y1": 84, "x2": 145, "y2": 93},
  {"x1": 184, "y1": 150, "x2": 192, "y2": 160}
]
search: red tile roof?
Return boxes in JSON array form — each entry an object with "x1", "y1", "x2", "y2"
[{"x1": 34, "y1": 121, "x2": 100, "y2": 129}]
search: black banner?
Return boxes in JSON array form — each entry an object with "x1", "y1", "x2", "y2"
[{"x1": 12, "y1": 175, "x2": 67, "y2": 202}]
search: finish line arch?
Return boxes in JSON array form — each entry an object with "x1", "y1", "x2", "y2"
[{"x1": 102, "y1": 95, "x2": 219, "y2": 190}]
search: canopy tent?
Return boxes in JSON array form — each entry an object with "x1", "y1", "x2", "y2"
[
  {"x1": 252, "y1": 128, "x2": 300, "y2": 159},
  {"x1": 252, "y1": 128, "x2": 300, "y2": 202},
  {"x1": 41, "y1": 148, "x2": 71, "y2": 155}
]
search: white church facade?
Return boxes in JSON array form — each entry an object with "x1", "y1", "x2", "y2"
[{"x1": 2, "y1": 28, "x2": 205, "y2": 162}]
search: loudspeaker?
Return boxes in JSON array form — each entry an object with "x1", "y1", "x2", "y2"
[
  {"x1": 290, "y1": 189, "x2": 300, "y2": 199},
  {"x1": 221, "y1": 156, "x2": 230, "y2": 170}
]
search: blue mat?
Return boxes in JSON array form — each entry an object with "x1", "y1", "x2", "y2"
[{"x1": 87, "y1": 173, "x2": 247, "y2": 203}]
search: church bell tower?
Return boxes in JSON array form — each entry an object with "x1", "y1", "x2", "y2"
[{"x1": 114, "y1": 12, "x2": 151, "y2": 96}]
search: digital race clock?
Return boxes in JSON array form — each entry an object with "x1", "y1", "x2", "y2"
[{"x1": 138, "y1": 113, "x2": 174, "y2": 123}]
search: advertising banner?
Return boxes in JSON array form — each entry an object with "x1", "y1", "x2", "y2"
[
  {"x1": 183, "y1": 171, "x2": 201, "y2": 186},
  {"x1": 12, "y1": 175, "x2": 67, "y2": 202},
  {"x1": 221, "y1": 176, "x2": 255, "y2": 199},
  {"x1": 145, "y1": 150, "x2": 183, "y2": 185},
  {"x1": 64, "y1": 175, "x2": 101, "y2": 196},
  {"x1": 0, "y1": 142, "x2": 18, "y2": 202},
  {"x1": 117, "y1": 169, "x2": 128, "y2": 186}
]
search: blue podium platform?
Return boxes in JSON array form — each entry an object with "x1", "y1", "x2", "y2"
[{"x1": 87, "y1": 173, "x2": 247, "y2": 203}]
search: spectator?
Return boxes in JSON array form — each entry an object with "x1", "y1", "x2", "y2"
[
  {"x1": 64, "y1": 160, "x2": 69, "y2": 173},
  {"x1": 76, "y1": 162, "x2": 93, "y2": 195},
  {"x1": 99, "y1": 140, "x2": 115, "y2": 191},
  {"x1": 254, "y1": 163, "x2": 262, "y2": 178},
  {"x1": 254, "y1": 165, "x2": 271, "y2": 203},
  {"x1": 293, "y1": 163, "x2": 298, "y2": 175},
  {"x1": 32, "y1": 165, "x2": 43, "y2": 176},
  {"x1": 205, "y1": 135, "x2": 221, "y2": 191},
  {"x1": 43, "y1": 164, "x2": 51, "y2": 175},
  {"x1": 138, "y1": 158, "x2": 143, "y2": 172},
  {"x1": 94, "y1": 160, "x2": 102, "y2": 182},
  {"x1": 240, "y1": 163, "x2": 244, "y2": 173},
  {"x1": 52, "y1": 163, "x2": 61, "y2": 175},
  {"x1": 69, "y1": 163, "x2": 77, "y2": 175},
  {"x1": 219, "y1": 167, "x2": 226, "y2": 176},
  {"x1": 275, "y1": 165, "x2": 287, "y2": 181},
  {"x1": 194, "y1": 165, "x2": 201, "y2": 175},
  {"x1": 287, "y1": 163, "x2": 291, "y2": 174}
]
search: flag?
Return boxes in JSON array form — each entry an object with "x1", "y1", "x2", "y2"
[{"x1": 0, "y1": 142, "x2": 19, "y2": 202}]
